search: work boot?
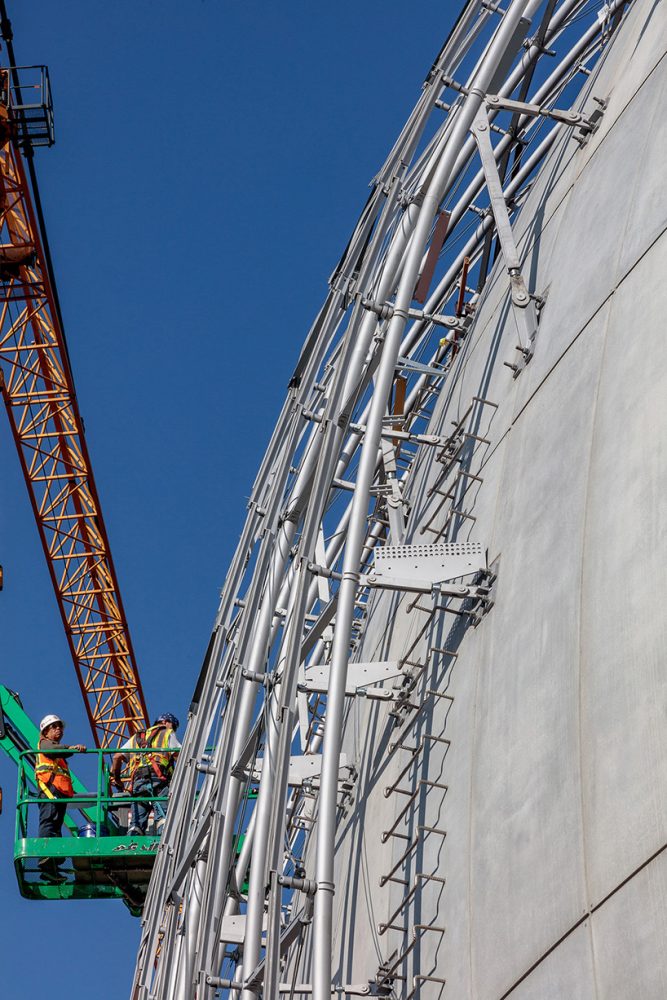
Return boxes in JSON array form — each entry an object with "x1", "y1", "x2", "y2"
[{"x1": 38, "y1": 858, "x2": 67, "y2": 884}]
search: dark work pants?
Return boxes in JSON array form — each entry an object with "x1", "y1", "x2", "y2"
[{"x1": 38, "y1": 797, "x2": 67, "y2": 838}]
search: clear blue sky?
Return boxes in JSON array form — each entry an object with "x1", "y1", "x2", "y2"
[{"x1": 0, "y1": 2, "x2": 456, "y2": 996}]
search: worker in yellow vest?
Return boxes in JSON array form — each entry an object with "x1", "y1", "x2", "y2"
[
  {"x1": 111, "y1": 713, "x2": 180, "y2": 836},
  {"x1": 35, "y1": 713, "x2": 86, "y2": 881}
]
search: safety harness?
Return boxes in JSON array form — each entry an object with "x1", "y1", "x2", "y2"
[
  {"x1": 35, "y1": 740, "x2": 74, "y2": 798},
  {"x1": 127, "y1": 725, "x2": 175, "y2": 792}
]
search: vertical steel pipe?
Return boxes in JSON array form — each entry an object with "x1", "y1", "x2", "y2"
[{"x1": 312, "y1": 4, "x2": 536, "y2": 996}]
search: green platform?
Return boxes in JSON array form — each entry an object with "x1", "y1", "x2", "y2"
[
  {"x1": 15, "y1": 833, "x2": 159, "y2": 913},
  {"x1": 13, "y1": 744, "x2": 170, "y2": 916}
]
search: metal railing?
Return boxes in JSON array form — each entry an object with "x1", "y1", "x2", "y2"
[
  {"x1": 15, "y1": 747, "x2": 180, "y2": 841},
  {"x1": 0, "y1": 64, "x2": 54, "y2": 147}
]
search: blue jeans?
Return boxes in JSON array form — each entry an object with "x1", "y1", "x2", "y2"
[
  {"x1": 130, "y1": 772, "x2": 168, "y2": 833},
  {"x1": 38, "y1": 796, "x2": 67, "y2": 838}
]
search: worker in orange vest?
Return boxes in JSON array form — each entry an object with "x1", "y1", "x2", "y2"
[
  {"x1": 35, "y1": 713, "x2": 85, "y2": 881},
  {"x1": 111, "y1": 713, "x2": 181, "y2": 836}
]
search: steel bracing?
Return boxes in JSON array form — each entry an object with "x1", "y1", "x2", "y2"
[
  {"x1": 132, "y1": 1, "x2": 636, "y2": 996},
  {"x1": 0, "y1": 28, "x2": 148, "y2": 746}
]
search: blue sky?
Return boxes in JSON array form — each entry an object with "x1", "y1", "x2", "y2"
[{"x1": 0, "y1": 2, "x2": 456, "y2": 996}]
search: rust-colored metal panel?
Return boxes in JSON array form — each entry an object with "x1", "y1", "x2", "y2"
[
  {"x1": 392, "y1": 374, "x2": 407, "y2": 452},
  {"x1": 456, "y1": 255, "x2": 471, "y2": 317},
  {"x1": 413, "y1": 209, "x2": 450, "y2": 304}
]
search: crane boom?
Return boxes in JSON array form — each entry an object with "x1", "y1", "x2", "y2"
[{"x1": 0, "y1": 35, "x2": 148, "y2": 746}]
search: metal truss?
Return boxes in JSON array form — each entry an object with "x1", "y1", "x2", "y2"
[
  {"x1": 131, "y1": 1, "x2": 635, "y2": 996},
  {"x1": 0, "y1": 55, "x2": 148, "y2": 746}
]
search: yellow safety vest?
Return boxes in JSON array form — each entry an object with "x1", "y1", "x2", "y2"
[{"x1": 127, "y1": 726, "x2": 175, "y2": 790}]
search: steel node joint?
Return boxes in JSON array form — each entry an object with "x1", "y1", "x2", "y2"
[
  {"x1": 308, "y1": 562, "x2": 342, "y2": 583},
  {"x1": 523, "y1": 34, "x2": 556, "y2": 57},
  {"x1": 206, "y1": 975, "x2": 240, "y2": 989},
  {"x1": 362, "y1": 296, "x2": 461, "y2": 331},
  {"x1": 485, "y1": 92, "x2": 582, "y2": 125},
  {"x1": 241, "y1": 667, "x2": 275, "y2": 689},
  {"x1": 361, "y1": 297, "x2": 393, "y2": 321},
  {"x1": 508, "y1": 269, "x2": 530, "y2": 307},
  {"x1": 278, "y1": 873, "x2": 317, "y2": 895},
  {"x1": 302, "y1": 408, "x2": 324, "y2": 424}
]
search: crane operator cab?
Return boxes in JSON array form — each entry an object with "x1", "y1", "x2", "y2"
[{"x1": 2, "y1": 689, "x2": 179, "y2": 916}]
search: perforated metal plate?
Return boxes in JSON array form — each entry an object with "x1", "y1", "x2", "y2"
[{"x1": 373, "y1": 541, "x2": 486, "y2": 584}]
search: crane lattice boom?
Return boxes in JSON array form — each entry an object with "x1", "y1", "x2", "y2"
[{"x1": 0, "y1": 66, "x2": 147, "y2": 746}]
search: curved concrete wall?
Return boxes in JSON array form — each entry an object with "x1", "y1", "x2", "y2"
[{"x1": 310, "y1": 3, "x2": 667, "y2": 996}]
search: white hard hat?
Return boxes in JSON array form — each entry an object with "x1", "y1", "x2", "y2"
[{"x1": 39, "y1": 714, "x2": 64, "y2": 733}]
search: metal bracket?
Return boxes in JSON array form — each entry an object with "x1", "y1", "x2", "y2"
[
  {"x1": 207, "y1": 980, "x2": 389, "y2": 996},
  {"x1": 574, "y1": 96, "x2": 606, "y2": 146},
  {"x1": 504, "y1": 339, "x2": 534, "y2": 379},
  {"x1": 468, "y1": 557, "x2": 499, "y2": 626},
  {"x1": 395, "y1": 355, "x2": 449, "y2": 378},
  {"x1": 379, "y1": 432, "x2": 405, "y2": 544},
  {"x1": 251, "y1": 752, "x2": 348, "y2": 787},
  {"x1": 220, "y1": 913, "x2": 268, "y2": 946},
  {"x1": 485, "y1": 92, "x2": 584, "y2": 126},
  {"x1": 362, "y1": 296, "x2": 465, "y2": 331},
  {"x1": 471, "y1": 109, "x2": 540, "y2": 371},
  {"x1": 485, "y1": 90, "x2": 607, "y2": 147},
  {"x1": 297, "y1": 662, "x2": 401, "y2": 748},
  {"x1": 298, "y1": 661, "x2": 402, "y2": 699},
  {"x1": 361, "y1": 575, "x2": 489, "y2": 601},
  {"x1": 371, "y1": 541, "x2": 486, "y2": 587}
]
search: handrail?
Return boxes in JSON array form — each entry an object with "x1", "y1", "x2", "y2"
[{"x1": 15, "y1": 747, "x2": 181, "y2": 841}]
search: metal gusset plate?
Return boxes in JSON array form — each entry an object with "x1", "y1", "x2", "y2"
[{"x1": 372, "y1": 541, "x2": 487, "y2": 586}]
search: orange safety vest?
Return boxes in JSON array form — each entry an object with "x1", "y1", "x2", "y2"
[
  {"x1": 127, "y1": 725, "x2": 175, "y2": 791},
  {"x1": 35, "y1": 739, "x2": 74, "y2": 798}
]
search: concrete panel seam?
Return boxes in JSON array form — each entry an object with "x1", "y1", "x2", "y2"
[
  {"x1": 510, "y1": 219, "x2": 667, "y2": 430},
  {"x1": 497, "y1": 840, "x2": 667, "y2": 999},
  {"x1": 569, "y1": 43, "x2": 667, "y2": 186}
]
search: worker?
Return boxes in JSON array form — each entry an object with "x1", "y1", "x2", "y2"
[
  {"x1": 35, "y1": 713, "x2": 86, "y2": 882},
  {"x1": 111, "y1": 713, "x2": 181, "y2": 836}
]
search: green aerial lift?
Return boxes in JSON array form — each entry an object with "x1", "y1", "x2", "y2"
[{"x1": 1, "y1": 686, "x2": 163, "y2": 916}]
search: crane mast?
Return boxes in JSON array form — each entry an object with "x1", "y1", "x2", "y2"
[{"x1": 0, "y1": 14, "x2": 147, "y2": 746}]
